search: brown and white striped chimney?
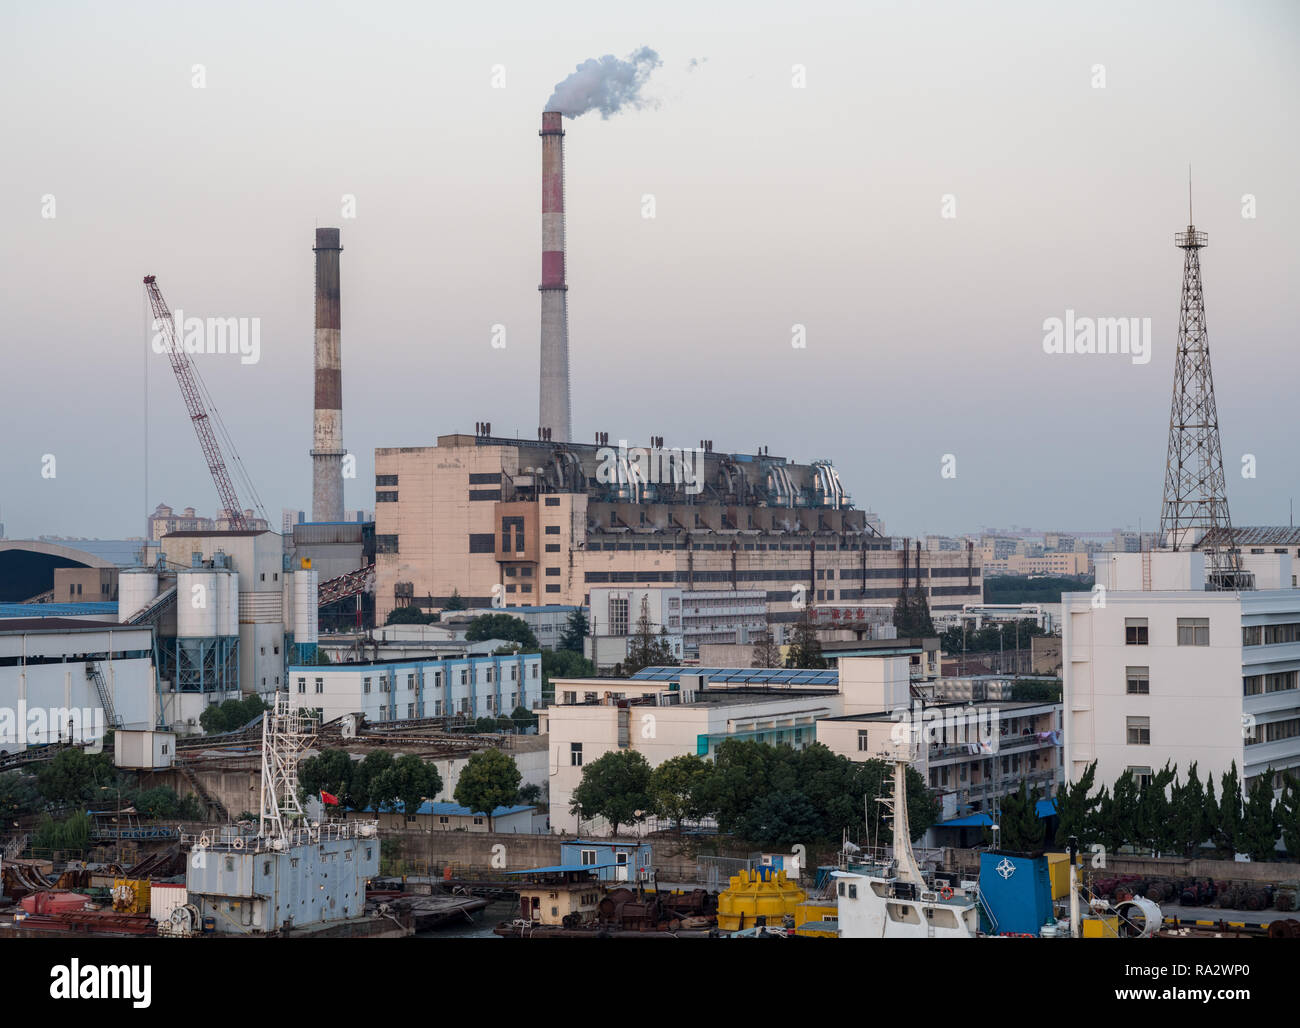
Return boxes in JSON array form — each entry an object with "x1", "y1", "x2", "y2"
[
  {"x1": 539, "y1": 111, "x2": 571, "y2": 443},
  {"x1": 311, "y1": 227, "x2": 345, "y2": 522}
]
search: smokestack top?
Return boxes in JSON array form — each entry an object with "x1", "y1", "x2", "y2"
[
  {"x1": 314, "y1": 227, "x2": 342, "y2": 251},
  {"x1": 540, "y1": 110, "x2": 565, "y2": 134}
]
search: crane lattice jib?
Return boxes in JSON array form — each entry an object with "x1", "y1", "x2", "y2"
[{"x1": 143, "y1": 276, "x2": 247, "y2": 531}]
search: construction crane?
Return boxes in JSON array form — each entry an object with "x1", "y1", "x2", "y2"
[{"x1": 143, "y1": 275, "x2": 262, "y2": 531}]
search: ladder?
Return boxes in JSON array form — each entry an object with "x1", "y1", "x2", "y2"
[
  {"x1": 1142, "y1": 549, "x2": 1152, "y2": 591},
  {"x1": 86, "y1": 661, "x2": 120, "y2": 730}
]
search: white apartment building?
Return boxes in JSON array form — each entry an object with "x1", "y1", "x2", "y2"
[
  {"x1": 1063, "y1": 550, "x2": 1300, "y2": 796},
  {"x1": 289, "y1": 652, "x2": 542, "y2": 724}
]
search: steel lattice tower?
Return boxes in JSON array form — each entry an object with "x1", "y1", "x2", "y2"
[{"x1": 1158, "y1": 188, "x2": 1247, "y2": 590}]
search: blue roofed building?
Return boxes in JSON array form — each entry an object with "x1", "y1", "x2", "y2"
[{"x1": 349, "y1": 800, "x2": 543, "y2": 834}]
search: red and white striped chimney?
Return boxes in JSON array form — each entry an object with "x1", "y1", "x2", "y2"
[{"x1": 539, "y1": 111, "x2": 570, "y2": 442}]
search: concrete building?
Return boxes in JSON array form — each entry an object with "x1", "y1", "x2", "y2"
[
  {"x1": 443, "y1": 604, "x2": 583, "y2": 653},
  {"x1": 356, "y1": 800, "x2": 540, "y2": 834},
  {"x1": 372, "y1": 433, "x2": 976, "y2": 630},
  {"x1": 148, "y1": 503, "x2": 269, "y2": 541},
  {"x1": 1063, "y1": 550, "x2": 1300, "y2": 797},
  {"x1": 288, "y1": 652, "x2": 542, "y2": 724}
]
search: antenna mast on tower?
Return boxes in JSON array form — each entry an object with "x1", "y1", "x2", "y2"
[{"x1": 1157, "y1": 178, "x2": 1250, "y2": 590}]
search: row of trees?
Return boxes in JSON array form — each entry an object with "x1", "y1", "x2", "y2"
[
  {"x1": 938, "y1": 617, "x2": 1048, "y2": 656},
  {"x1": 1002, "y1": 760, "x2": 1300, "y2": 861},
  {"x1": 569, "y1": 739, "x2": 937, "y2": 846},
  {"x1": 297, "y1": 747, "x2": 537, "y2": 831},
  {"x1": 199, "y1": 695, "x2": 269, "y2": 735}
]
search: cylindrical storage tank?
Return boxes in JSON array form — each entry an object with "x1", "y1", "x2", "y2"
[
  {"x1": 177, "y1": 570, "x2": 219, "y2": 637},
  {"x1": 117, "y1": 568, "x2": 159, "y2": 622},
  {"x1": 215, "y1": 568, "x2": 239, "y2": 638},
  {"x1": 293, "y1": 569, "x2": 319, "y2": 645}
]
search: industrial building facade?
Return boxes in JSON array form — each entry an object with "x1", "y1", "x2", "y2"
[
  {"x1": 291, "y1": 652, "x2": 543, "y2": 724},
  {"x1": 373, "y1": 433, "x2": 981, "y2": 627}
]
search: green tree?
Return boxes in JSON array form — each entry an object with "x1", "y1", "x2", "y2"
[
  {"x1": 648, "y1": 754, "x2": 714, "y2": 832},
  {"x1": 1240, "y1": 770, "x2": 1279, "y2": 862},
  {"x1": 784, "y1": 613, "x2": 826, "y2": 670},
  {"x1": 622, "y1": 597, "x2": 677, "y2": 675},
  {"x1": 0, "y1": 772, "x2": 41, "y2": 819},
  {"x1": 1279, "y1": 773, "x2": 1300, "y2": 861},
  {"x1": 350, "y1": 750, "x2": 396, "y2": 812},
  {"x1": 134, "y1": 786, "x2": 182, "y2": 820},
  {"x1": 987, "y1": 779, "x2": 1045, "y2": 852},
  {"x1": 559, "y1": 609, "x2": 589, "y2": 654},
  {"x1": 892, "y1": 590, "x2": 913, "y2": 635},
  {"x1": 1170, "y1": 762, "x2": 1207, "y2": 857},
  {"x1": 35, "y1": 748, "x2": 116, "y2": 809},
  {"x1": 376, "y1": 754, "x2": 443, "y2": 823},
  {"x1": 1134, "y1": 762, "x2": 1176, "y2": 855},
  {"x1": 1214, "y1": 762, "x2": 1244, "y2": 857},
  {"x1": 454, "y1": 749, "x2": 522, "y2": 831},
  {"x1": 750, "y1": 627, "x2": 783, "y2": 668},
  {"x1": 518, "y1": 783, "x2": 544, "y2": 806},
  {"x1": 1010, "y1": 680, "x2": 1063, "y2": 703},
  {"x1": 298, "y1": 748, "x2": 356, "y2": 807},
  {"x1": 510, "y1": 705, "x2": 538, "y2": 733},
  {"x1": 739, "y1": 790, "x2": 823, "y2": 849},
  {"x1": 385, "y1": 605, "x2": 433, "y2": 625},
  {"x1": 199, "y1": 695, "x2": 268, "y2": 735},
  {"x1": 33, "y1": 810, "x2": 92, "y2": 853},
  {"x1": 1054, "y1": 760, "x2": 1098, "y2": 847},
  {"x1": 465, "y1": 614, "x2": 539, "y2": 651},
  {"x1": 444, "y1": 590, "x2": 467, "y2": 611},
  {"x1": 569, "y1": 750, "x2": 652, "y2": 837}
]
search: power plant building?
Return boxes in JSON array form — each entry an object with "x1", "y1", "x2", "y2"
[{"x1": 373, "y1": 432, "x2": 981, "y2": 628}]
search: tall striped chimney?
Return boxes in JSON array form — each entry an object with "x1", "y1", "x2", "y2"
[
  {"x1": 539, "y1": 111, "x2": 571, "y2": 442},
  {"x1": 311, "y1": 227, "x2": 345, "y2": 522}
]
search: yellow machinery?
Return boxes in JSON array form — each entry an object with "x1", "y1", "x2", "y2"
[
  {"x1": 110, "y1": 878, "x2": 151, "y2": 915},
  {"x1": 717, "y1": 868, "x2": 807, "y2": 932},
  {"x1": 792, "y1": 900, "x2": 838, "y2": 938}
]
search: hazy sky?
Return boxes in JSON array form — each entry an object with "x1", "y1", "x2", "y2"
[{"x1": 2, "y1": 0, "x2": 1297, "y2": 541}]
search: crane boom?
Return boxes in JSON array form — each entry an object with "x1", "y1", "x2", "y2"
[{"x1": 143, "y1": 274, "x2": 248, "y2": 530}]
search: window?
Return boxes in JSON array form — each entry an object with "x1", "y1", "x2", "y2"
[
  {"x1": 407, "y1": 674, "x2": 415, "y2": 691},
  {"x1": 545, "y1": 496, "x2": 560, "y2": 507},
  {"x1": 460, "y1": 669, "x2": 468, "y2": 685},
  {"x1": 469, "y1": 533, "x2": 496, "y2": 553},
  {"x1": 473, "y1": 816, "x2": 484, "y2": 825},
  {"x1": 1176, "y1": 618, "x2": 1209, "y2": 646},
  {"x1": 545, "y1": 525, "x2": 560, "y2": 535},
  {"x1": 1243, "y1": 626, "x2": 1262, "y2": 647},
  {"x1": 363, "y1": 677, "x2": 371, "y2": 694},
  {"x1": 857, "y1": 730, "x2": 870, "y2": 752},
  {"x1": 546, "y1": 567, "x2": 560, "y2": 576},
  {"x1": 580, "y1": 849, "x2": 597, "y2": 865},
  {"x1": 1129, "y1": 766, "x2": 1154, "y2": 788},
  {"x1": 609, "y1": 597, "x2": 629, "y2": 636},
  {"x1": 376, "y1": 534, "x2": 399, "y2": 553},
  {"x1": 1126, "y1": 716, "x2": 1150, "y2": 745},
  {"x1": 297, "y1": 677, "x2": 306, "y2": 694},
  {"x1": 407, "y1": 704, "x2": 414, "y2": 718},
  {"x1": 1125, "y1": 618, "x2": 1148, "y2": 645},
  {"x1": 376, "y1": 491, "x2": 398, "y2": 502},
  {"x1": 571, "y1": 742, "x2": 583, "y2": 766},
  {"x1": 545, "y1": 543, "x2": 560, "y2": 552},
  {"x1": 563, "y1": 691, "x2": 577, "y2": 704},
  {"x1": 380, "y1": 677, "x2": 389, "y2": 693},
  {"x1": 376, "y1": 474, "x2": 398, "y2": 486},
  {"x1": 545, "y1": 584, "x2": 561, "y2": 593},
  {"x1": 439, "y1": 815, "x2": 450, "y2": 824},
  {"x1": 1125, "y1": 667, "x2": 1149, "y2": 695}
]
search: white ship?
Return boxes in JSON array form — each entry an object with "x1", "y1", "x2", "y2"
[{"x1": 831, "y1": 757, "x2": 980, "y2": 938}]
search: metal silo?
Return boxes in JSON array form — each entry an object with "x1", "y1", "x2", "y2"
[{"x1": 117, "y1": 568, "x2": 159, "y2": 623}]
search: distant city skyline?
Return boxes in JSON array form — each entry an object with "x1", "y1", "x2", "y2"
[{"x1": 3, "y1": 0, "x2": 1297, "y2": 542}]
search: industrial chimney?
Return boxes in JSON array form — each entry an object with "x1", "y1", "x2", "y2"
[
  {"x1": 539, "y1": 111, "x2": 571, "y2": 443},
  {"x1": 311, "y1": 227, "x2": 345, "y2": 522}
]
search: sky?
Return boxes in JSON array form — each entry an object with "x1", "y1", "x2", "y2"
[{"x1": 1, "y1": 0, "x2": 1297, "y2": 541}]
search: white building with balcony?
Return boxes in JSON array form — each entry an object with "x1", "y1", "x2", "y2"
[{"x1": 1063, "y1": 550, "x2": 1300, "y2": 797}]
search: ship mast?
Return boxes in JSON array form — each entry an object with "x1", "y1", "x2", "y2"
[{"x1": 879, "y1": 757, "x2": 926, "y2": 886}]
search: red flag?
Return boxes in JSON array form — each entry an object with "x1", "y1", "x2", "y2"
[{"x1": 321, "y1": 790, "x2": 339, "y2": 806}]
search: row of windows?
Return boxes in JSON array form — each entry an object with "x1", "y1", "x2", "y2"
[
  {"x1": 1243, "y1": 671, "x2": 1299, "y2": 696},
  {"x1": 376, "y1": 491, "x2": 398, "y2": 503},
  {"x1": 298, "y1": 664, "x2": 539, "y2": 695},
  {"x1": 1124, "y1": 617, "x2": 1209, "y2": 646},
  {"x1": 1246, "y1": 717, "x2": 1300, "y2": 746},
  {"x1": 1243, "y1": 623, "x2": 1300, "y2": 647},
  {"x1": 376, "y1": 474, "x2": 398, "y2": 486}
]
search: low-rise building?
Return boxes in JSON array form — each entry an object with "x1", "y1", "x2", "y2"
[{"x1": 288, "y1": 652, "x2": 543, "y2": 724}]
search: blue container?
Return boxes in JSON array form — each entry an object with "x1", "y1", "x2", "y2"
[
  {"x1": 978, "y1": 852, "x2": 1053, "y2": 936},
  {"x1": 202, "y1": 916, "x2": 216, "y2": 934}
]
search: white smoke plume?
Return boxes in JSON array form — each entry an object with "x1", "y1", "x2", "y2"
[{"x1": 545, "y1": 46, "x2": 662, "y2": 119}]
